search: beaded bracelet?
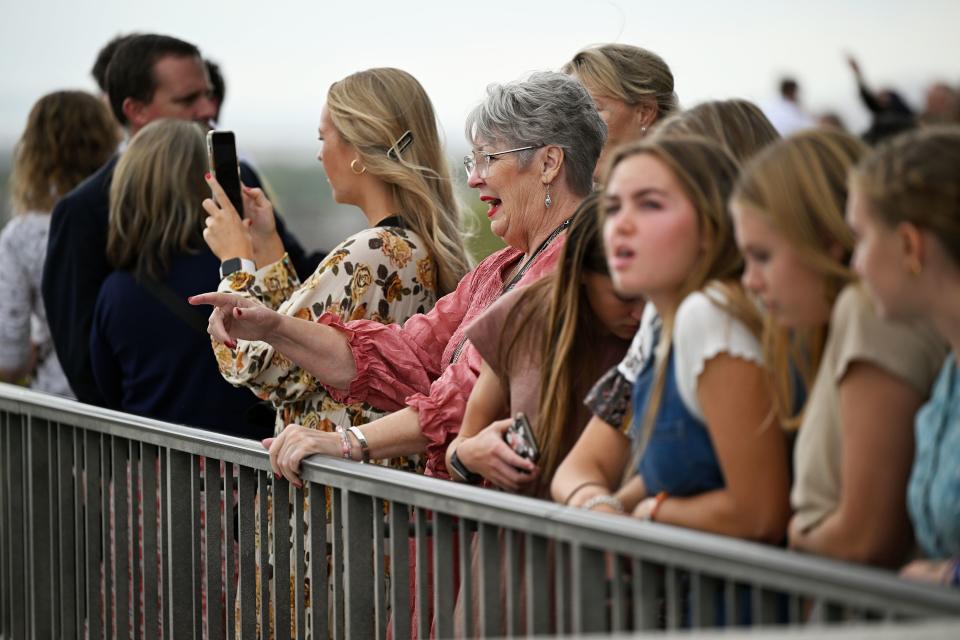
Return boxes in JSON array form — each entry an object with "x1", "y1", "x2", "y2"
[
  {"x1": 582, "y1": 494, "x2": 624, "y2": 514},
  {"x1": 334, "y1": 426, "x2": 352, "y2": 460},
  {"x1": 347, "y1": 426, "x2": 370, "y2": 464}
]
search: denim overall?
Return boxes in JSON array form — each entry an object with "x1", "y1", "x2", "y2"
[
  {"x1": 630, "y1": 326, "x2": 724, "y2": 496},
  {"x1": 628, "y1": 324, "x2": 786, "y2": 625}
]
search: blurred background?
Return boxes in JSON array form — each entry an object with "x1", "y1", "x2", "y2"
[{"x1": 1, "y1": 0, "x2": 958, "y2": 261}]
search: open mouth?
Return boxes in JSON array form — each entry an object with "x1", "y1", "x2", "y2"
[
  {"x1": 608, "y1": 245, "x2": 635, "y2": 270},
  {"x1": 480, "y1": 196, "x2": 502, "y2": 218}
]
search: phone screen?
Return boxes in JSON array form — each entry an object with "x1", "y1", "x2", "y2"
[{"x1": 207, "y1": 130, "x2": 244, "y2": 218}]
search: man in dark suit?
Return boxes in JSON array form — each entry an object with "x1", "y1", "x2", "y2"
[{"x1": 43, "y1": 33, "x2": 322, "y2": 405}]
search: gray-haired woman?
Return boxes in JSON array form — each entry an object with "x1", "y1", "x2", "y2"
[{"x1": 192, "y1": 71, "x2": 605, "y2": 480}]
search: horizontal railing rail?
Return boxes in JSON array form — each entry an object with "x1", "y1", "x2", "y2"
[{"x1": 2, "y1": 382, "x2": 959, "y2": 639}]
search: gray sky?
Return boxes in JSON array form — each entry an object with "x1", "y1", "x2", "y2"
[{"x1": 1, "y1": 0, "x2": 958, "y2": 160}]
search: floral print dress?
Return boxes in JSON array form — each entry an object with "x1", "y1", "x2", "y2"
[
  {"x1": 214, "y1": 223, "x2": 438, "y2": 638},
  {"x1": 213, "y1": 223, "x2": 436, "y2": 471}
]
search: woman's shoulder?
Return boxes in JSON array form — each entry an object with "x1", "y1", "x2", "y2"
[
  {"x1": 465, "y1": 283, "x2": 546, "y2": 366},
  {"x1": 317, "y1": 225, "x2": 432, "y2": 280},
  {"x1": 674, "y1": 284, "x2": 757, "y2": 340},
  {"x1": 673, "y1": 284, "x2": 763, "y2": 373},
  {"x1": 828, "y1": 283, "x2": 947, "y2": 391},
  {"x1": 0, "y1": 212, "x2": 49, "y2": 255}
]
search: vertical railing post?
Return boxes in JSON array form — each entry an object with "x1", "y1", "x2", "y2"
[
  {"x1": 166, "y1": 449, "x2": 194, "y2": 638},
  {"x1": 343, "y1": 489, "x2": 375, "y2": 639},
  {"x1": 4, "y1": 411, "x2": 29, "y2": 640},
  {"x1": 84, "y1": 430, "x2": 103, "y2": 640},
  {"x1": 112, "y1": 436, "x2": 130, "y2": 640},
  {"x1": 432, "y1": 511, "x2": 454, "y2": 639},
  {"x1": 388, "y1": 501, "x2": 410, "y2": 640},
  {"x1": 27, "y1": 416, "x2": 54, "y2": 638},
  {"x1": 236, "y1": 466, "x2": 257, "y2": 640},
  {"x1": 571, "y1": 543, "x2": 605, "y2": 633}
]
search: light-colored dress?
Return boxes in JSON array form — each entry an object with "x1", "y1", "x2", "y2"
[
  {"x1": 0, "y1": 212, "x2": 74, "y2": 398},
  {"x1": 213, "y1": 223, "x2": 436, "y2": 470},
  {"x1": 216, "y1": 222, "x2": 438, "y2": 639}
]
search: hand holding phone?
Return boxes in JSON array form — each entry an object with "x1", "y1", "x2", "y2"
[
  {"x1": 206, "y1": 130, "x2": 244, "y2": 218},
  {"x1": 503, "y1": 412, "x2": 539, "y2": 464}
]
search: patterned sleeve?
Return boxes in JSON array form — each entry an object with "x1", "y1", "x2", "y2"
[
  {"x1": 584, "y1": 366, "x2": 634, "y2": 433},
  {"x1": 212, "y1": 227, "x2": 436, "y2": 406},
  {"x1": 0, "y1": 218, "x2": 33, "y2": 371}
]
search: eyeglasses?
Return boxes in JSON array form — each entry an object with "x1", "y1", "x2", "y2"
[{"x1": 463, "y1": 145, "x2": 542, "y2": 179}]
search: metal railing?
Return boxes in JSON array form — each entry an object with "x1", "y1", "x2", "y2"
[{"x1": 1, "y1": 382, "x2": 959, "y2": 639}]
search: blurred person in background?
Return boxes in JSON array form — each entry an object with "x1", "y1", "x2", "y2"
[
  {"x1": 763, "y1": 77, "x2": 815, "y2": 137},
  {"x1": 42, "y1": 32, "x2": 321, "y2": 405},
  {"x1": 90, "y1": 119, "x2": 266, "y2": 437},
  {"x1": 922, "y1": 82, "x2": 960, "y2": 125},
  {"x1": 563, "y1": 43, "x2": 679, "y2": 175},
  {"x1": 732, "y1": 129, "x2": 945, "y2": 567},
  {"x1": 0, "y1": 90, "x2": 119, "y2": 396},
  {"x1": 90, "y1": 32, "x2": 137, "y2": 97},
  {"x1": 206, "y1": 58, "x2": 226, "y2": 124},
  {"x1": 845, "y1": 54, "x2": 916, "y2": 145},
  {"x1": 654, "y1": 99, "x2": 780, "y2": 165},
  {"x1": 847, "y1": 126, "x2": 960, "y2": 587}
]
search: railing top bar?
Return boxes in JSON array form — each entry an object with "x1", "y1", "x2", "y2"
[
  {"x1": 4, "y1": 382, "x2": 960, "y2": 616},
  {"x1": 298, "y1": 452, "x2": 960, "y2": 614},
  {"x1": 0, "y1": 382, "x2": 272, "y2": 470}
]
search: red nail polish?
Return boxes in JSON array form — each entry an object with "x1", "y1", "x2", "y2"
[
  {"x1": 236, "y1": 308, "x2": 243, "y2": 317},
  {"x1": 205, "y1": 172, "x2": 211, "y2": 180}
]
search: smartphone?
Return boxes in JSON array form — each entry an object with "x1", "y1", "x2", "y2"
[
  {"x1": 503, "y1": 412, "x2": 540, "y2": 463},
  {"x1": 206, "y1": 130, "x2": 244, "y2": 217}
]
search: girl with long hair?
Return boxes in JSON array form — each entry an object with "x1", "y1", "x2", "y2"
[
  {"x1": 552, "y1": 136, "x2": 791, "y2": 542},
  {"x1": 447, "y1": 192, "x2": 642, "y2": 496},
  {"x1": 731, "y1": 129, "x2": 945, "y2": 565},
  {"x1": 846, "y1": 126, "x2": 960, "y2": 584}
]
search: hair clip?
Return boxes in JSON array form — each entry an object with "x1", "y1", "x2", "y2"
[{"x1": 387, "y1": 130, "x2": 414, "y2": 160}]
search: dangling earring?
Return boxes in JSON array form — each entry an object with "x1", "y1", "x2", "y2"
[
  {"x1": 350, "y1": 158, "x2": 367, "y2": 175},
  {"x1": 640, "y1": 125, "x2": 648, "y2": 136},
  {"x1": 544, "y1": 183, "x2": 553, "y2": 209}
]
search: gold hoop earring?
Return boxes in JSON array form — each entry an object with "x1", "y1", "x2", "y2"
[{"x1": 350, "y1": 158, "x2": 367, "y2": 175}]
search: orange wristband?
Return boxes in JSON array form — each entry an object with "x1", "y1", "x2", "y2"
[{"x1": 648, "y1": 491, "x2": 669, "y2": 522}]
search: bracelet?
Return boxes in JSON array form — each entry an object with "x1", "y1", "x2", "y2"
[
  {"x1": 582, "y1": 494, "x2": 624, "y2": 513},
  {"x1": 648, "y1": 491, "x2": 669, "y2": 522},
  {"x1": 449, "y1": 449, "x2": 483, "y2": 484},
  {"x1": 347, "y1": 426, "x2": 370, "y2": 464},
  {"x1": 334, "y1": 426, "x2": 352, "y2": 460},
  {"x1": 563, "y1": 481, "x2": 606, "y2": 506}
]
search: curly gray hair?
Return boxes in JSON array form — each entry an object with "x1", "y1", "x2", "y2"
[{"x1": 465, "y1": 71, "x2": 605, "y2": 196}]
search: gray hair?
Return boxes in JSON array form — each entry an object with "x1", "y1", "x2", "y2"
[{"x1": 465, "y1": 71, "x2": 606, "y2": 196}]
